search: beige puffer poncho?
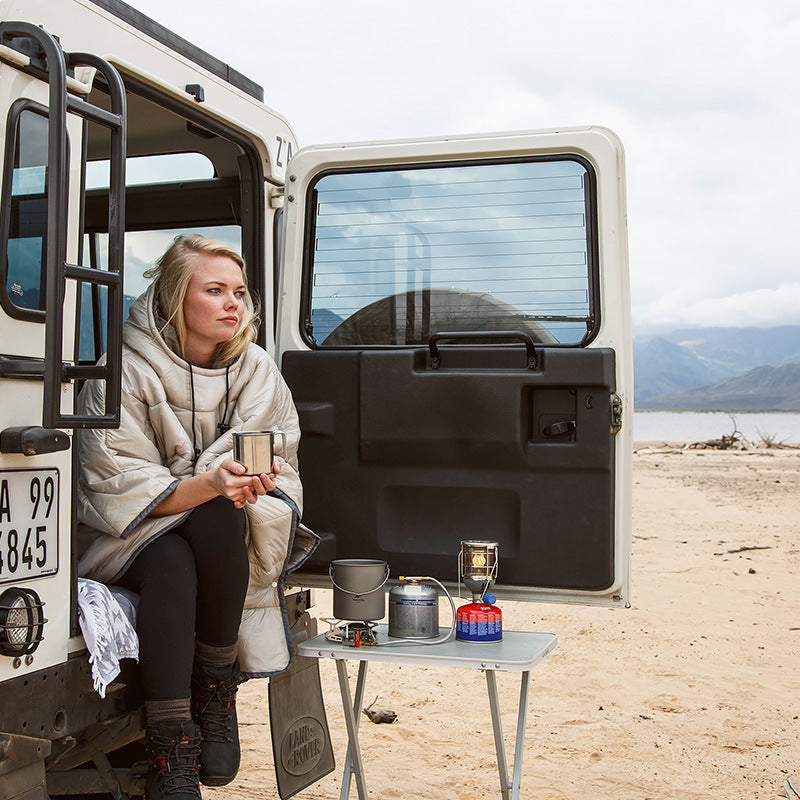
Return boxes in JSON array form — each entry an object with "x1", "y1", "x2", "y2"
[{"x1": 76, "y1": 284, "x2": 317, "y2": 676}]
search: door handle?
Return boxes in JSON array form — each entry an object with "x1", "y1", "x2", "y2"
[
  {"x1": 429, "y1": 330, "x2": 538, "y2": 369},
  {"x1": 542, "y1": 420, "x2": 576, "y2": 438}
]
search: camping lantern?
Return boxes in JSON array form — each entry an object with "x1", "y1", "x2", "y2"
[{"x1": 456, "y1": 540, "x2": 502, "y2": 643}]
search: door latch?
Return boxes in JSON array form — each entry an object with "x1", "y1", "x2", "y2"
[{"x1": 542, "y1": 420, "x2": 576, "y2": 438}]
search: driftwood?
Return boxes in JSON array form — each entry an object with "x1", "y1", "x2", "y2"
[
  {"x1": 685, "y1": 415, "x2": 750, "y2": 450},
  {"x1": 681, "y1": 414, "x2": 799, "y2": 451},
  {"x1": 633, "y1": 445, "x2": 684, "y2": 455},
  {"x1": 362, "y1": 696, "x2": 397, "y2": 724},
  {"x1": 754, "y1": 429, "x2": 800, "y2": 449},
  {"x1": 684, "y1": 432, "x2": 748, "y2": 450}
]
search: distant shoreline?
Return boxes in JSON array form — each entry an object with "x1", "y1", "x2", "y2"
[
  {"x1": 635, "y1": 408, "x2": 800, "y2": 414},
  {"x1": 633, "y1": 410, "x2": 800, "y2": 445}
]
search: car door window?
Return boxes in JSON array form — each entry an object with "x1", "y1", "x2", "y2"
[
  {"x1": 1, "y1": 106, "x2": 50, "y2": 317},
  {"x1": 306, "y1": 158, "x2": 596, "y2": 347}
]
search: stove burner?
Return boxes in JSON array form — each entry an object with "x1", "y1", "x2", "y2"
[{"x1": 323, "y1": 619, "x2": 378, "y2": 647}]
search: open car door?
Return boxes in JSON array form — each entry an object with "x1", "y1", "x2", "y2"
[{"x1": 276, "y1": 127, "x2": 631, "y2": 607}]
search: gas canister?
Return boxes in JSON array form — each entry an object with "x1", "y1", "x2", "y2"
[
  {"x1": 455, "y1": 592, "x2": 503, "y2": 642},
  {"x1": 388, "y1": 579, "x2": 439, "y2": 639}
]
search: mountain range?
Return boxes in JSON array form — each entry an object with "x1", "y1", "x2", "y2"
[
  {"x1": 633, "y1": 326, "x2": 800, "y2": 411},
  {"x1": 82, "y1": 303, "x2": 799, "y2": 411}
]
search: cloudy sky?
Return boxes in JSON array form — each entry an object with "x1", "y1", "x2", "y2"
[{"x1": 131, "y1": 0, "x2": 799, "y2": 335}]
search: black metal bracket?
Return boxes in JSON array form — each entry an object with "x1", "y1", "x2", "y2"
[
  {"x1": 185, "y1": 83, "x2": 205, "y2": 102},
  {"x1": 0, "y1": 356, "x2": 45, "y2": 380},
  {"x1": 0, "y1": 426, "x2": 71, "y2": 455}
]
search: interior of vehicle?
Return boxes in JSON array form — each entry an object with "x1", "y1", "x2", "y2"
[{"x1": 79, "y1": 80, "x2": 263, "y2": 364}]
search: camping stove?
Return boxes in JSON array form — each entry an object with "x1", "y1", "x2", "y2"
[{"x1": 323, "y1": 619, "x2": 378, "y2": 647}]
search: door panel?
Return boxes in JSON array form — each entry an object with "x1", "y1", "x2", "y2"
[
  {"x1": 278, "y1": 128, "x2": 631, "y2": 606},
  {"x1": 0, "y1": 44, "x2": 80, "y2": 678},
  {"x1": 283, "y1": 342, "x2": 616, "y2": 593}
]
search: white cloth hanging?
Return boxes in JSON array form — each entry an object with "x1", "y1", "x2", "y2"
[{"x1": 77, "y1": 578, "x2": 139, "y2": 698}]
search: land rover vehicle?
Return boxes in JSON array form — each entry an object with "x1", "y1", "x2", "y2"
[{"x1": 0, "y1": 0, "x2": 632, "y2": 796}]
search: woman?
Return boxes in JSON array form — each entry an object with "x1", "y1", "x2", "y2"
[{"x1": 77, "y1": 235, "x2": 309, "y2": 800}]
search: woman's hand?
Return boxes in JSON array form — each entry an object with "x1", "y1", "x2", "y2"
[
  {"x1": 148, "y1": 459, "x2": 282, "y2": 517},
  {"x1": 212, "y1": 458, "x2": 282, "y2": 509}
]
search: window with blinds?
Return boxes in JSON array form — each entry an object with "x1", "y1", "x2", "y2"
[{"x1": 306, "y1": 158, "x2": 596, "y2": 347}]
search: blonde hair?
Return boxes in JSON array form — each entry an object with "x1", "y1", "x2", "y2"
[{"x1": 144, "y1": 234, "x2": 260, "y2": 363}]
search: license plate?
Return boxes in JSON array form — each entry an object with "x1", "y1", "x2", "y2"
[{"x1": 0, "y1": 469, "x2": 59, "y2": 585}]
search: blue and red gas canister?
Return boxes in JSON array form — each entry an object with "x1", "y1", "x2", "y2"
[{"x1": 455, "y1": 592, "x2": 502, "y2": 642}]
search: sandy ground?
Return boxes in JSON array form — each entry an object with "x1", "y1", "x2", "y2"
[{"x1": 210, "y1": 445, "x2": 800, "y2": 800}]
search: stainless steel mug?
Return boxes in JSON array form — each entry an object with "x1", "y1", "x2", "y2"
[{"x1": 232, "y1": 430, "x2": 286, "y2": 475}]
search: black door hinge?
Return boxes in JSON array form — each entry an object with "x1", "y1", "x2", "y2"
[{"x1": 610, "y1": 393, "x2": 623, "y2": 434}]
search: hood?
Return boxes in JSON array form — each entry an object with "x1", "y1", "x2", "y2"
[{"x1": 123, "y1": 283, "x2": 185, "y2": 368}]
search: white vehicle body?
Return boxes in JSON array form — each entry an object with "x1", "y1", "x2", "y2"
[{"x1": 0, "y1": 1, "x2": 631, "y2": 796}]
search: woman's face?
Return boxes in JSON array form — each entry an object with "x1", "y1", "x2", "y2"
[{"x1": 182, "y1": 252, "x2": 246, "y2": 366}]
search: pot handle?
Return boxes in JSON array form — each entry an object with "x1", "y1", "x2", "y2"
[{"x1": 328, "y1": 563, "x2": 391, "y2": 597}]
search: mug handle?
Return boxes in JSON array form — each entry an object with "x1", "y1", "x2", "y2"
[{"x1": 274, "y1": 431, "x2": 287, "y2": 463}]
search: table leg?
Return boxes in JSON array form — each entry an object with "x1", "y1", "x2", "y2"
[
  {"x1": 336, "y1": 660, "x2": 369, "y2": 800},
  {"x1": 510, "y1": 671, "x2": 530, "y2": 800},
  {"x1": 485, "y1": 670, "x2": 510, "y2": 800},
  {"x1": 485, "y1": 670, "x2": 531, "y2": 800}
]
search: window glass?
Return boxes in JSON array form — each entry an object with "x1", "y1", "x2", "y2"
[
  {"x1": 4, "y1": 109, "x2": 49, "y2": 313},
  {"x1": 78, "y1": 225, "x2": 241, "y2": 361},
  {"x1": 308, "y1": 159, "x2": 594, "y2": 346},
  {"x1": 85, "y1": 152, "x2": 215, "y2": 190}
]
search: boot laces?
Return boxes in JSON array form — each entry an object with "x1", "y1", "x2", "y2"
[
  {"x1": 148, "y1": 730, "x2": 202, "y2": 797},
  {"x1": 194, "y1": 677, "x2": 239, "y2": 742}
]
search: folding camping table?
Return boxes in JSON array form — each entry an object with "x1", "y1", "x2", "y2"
[{"x1": 297, "y1": 627, "x2": 557, "y2": 800}]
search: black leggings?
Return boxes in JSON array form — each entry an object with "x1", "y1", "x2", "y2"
[{"x1": 118, "y1": 496, "x2": 249, "y2": 701}]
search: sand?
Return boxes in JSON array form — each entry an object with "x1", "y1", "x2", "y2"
[{"x1": 211, "y1": 445, "x2": 800, "y2": 800}]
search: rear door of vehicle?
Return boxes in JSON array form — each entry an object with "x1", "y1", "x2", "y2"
[
  {"x1": 276, "y1": 127, "x2": 631, "y2": 606},
  {"x1": 0, "y1": 21, "x2": 125, "y2": 675}
]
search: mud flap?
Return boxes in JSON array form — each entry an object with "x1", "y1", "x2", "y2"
[{"x1": 269, "y1": 611, "x2": 334, "y2": 799}]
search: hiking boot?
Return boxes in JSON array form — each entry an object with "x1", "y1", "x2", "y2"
[
  {"x1": 191, "y1": 660, "x2": 242, "y2": 786},
  {"x1": 145, "y1": 719, "x2": 202, "y2": 800}
]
